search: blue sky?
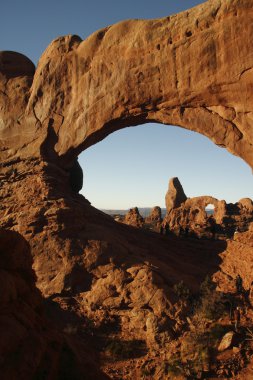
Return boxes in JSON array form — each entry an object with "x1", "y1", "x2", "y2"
[{"x1": 2, "y1": 0, "x2": 253, "y2": 209}]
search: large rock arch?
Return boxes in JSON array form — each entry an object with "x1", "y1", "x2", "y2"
[
  {"x1": 0, "y1": 0, "x2": 252, "y2": 348},
  {"x1": 0, "y1": 0, "x2": 253, "y2": 169}
]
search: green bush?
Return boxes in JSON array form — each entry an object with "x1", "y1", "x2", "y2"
[
  {"x1": 173, "y1": 280, "x2": 191, "y2": 301},
  {"x1": 200, "y1": 275, "x2": 216, "y2": 297},
  {"x1": 165, "y1": 358, "x2": 184, "y2": 376},
  {"x1": 105, "y1": 339, "x2": 145, "y2": 359},
  {"x1": 197, "y1": 276, "x2": 226, "y2": 320}
]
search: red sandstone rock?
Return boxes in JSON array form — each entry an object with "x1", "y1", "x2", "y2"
[
  {"x1": 0, "y1": 229, "x2": 108, "y2": 380},
  {"x1": 1, "y1": 0, "x2": 253, "y2": 167},
  {"x1": 145, "y1": 206, "x2": 162, "y2": 224},
  {"x1": 165, "y1": 177, "x2": 187, "y2": 212},
  {"x1": 213, "y1": 229, "x2": 253, "y2": 294},
  {"x1": 164, "y1": 178, "x2": 253, "y2": 238},
  {"x1": 123, "y1": 207, "x2": 144, "y2": 228},
  {"x1": 0, "y1": 1, "x2": 253, "y2": 378},
  {"x1": 218, "y1": 331, "x2": 235, "y2": 352}
]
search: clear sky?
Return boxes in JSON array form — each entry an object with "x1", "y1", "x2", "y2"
[{"x1": 2, "y1": 0, "x2": 253, "y2": 209}]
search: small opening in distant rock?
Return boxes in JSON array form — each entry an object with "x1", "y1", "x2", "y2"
[
  {"x1": 205, "y1": 204, "x2": 215, "y2": 215},
  {"x1": 156, "y1": 44, "x2": 161, "y2": 50}
]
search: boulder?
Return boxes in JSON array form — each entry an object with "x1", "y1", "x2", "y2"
[{"x1": 218, "y1": 331, "x2": 235, "y2": 352}]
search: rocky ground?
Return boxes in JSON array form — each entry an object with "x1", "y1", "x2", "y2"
[
  {"x1": 2, "y1": 222, "x2": 253, "y2": 379},
  {"x1": 0, "y1": 229, "x2": 109, "y2": 380}
]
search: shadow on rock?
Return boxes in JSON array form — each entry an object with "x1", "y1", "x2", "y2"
[{"x1": 0, "y1": 229, "x2": 109, "y2": 380}]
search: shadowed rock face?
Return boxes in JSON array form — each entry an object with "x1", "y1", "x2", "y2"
[
  {"x1": 0, "y1": 230, "x2": 108, "y2": 380},
  {"x1": 0, "y1": 51, "x2": 35, "y2": 77},
  {"x1": 0, "y1": 0, "x2": 253, "y2": 363}
]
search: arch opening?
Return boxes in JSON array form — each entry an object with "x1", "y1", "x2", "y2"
[
  {"x1": 205, "y1": 204, "x2": 215, "y2": 216},
  {"x1": 78, "y1": 122, "x2": 253, "y2": 213}
]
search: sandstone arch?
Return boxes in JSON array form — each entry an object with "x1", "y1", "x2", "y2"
[
  {"x1": 0, "y1": 0, "x2": 253, "y2": 170},
  {"x1": 205, "y1": 203, "x2": 215, "y2": 212}
]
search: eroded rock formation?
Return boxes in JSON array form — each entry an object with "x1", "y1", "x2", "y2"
[
  {"x1": 164, "y1": 178, "x2": 253, "y2": 238},
  {"x1": 0, "y1": 229, "x2": 108, "y2": 380},
  {"x1": 0, "y1": 0, "x2": 253, "y2": 377},
  {"x1": 1, "y1": 0, "x2": 253, "y2": 168},
  {"x1": 213, "y1": 225, "x2": 253, "y2": 294},
  {"x1": 165, "y1": 177, "x2": 187, "y2": 212},
  {"x1": 124, "y1": 207, "x2": 144, "y2": 227},
  {"x1": 145, "y1": 206, "x2": 162, "y2": 224}
]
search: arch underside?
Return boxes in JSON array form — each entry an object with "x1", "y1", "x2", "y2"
[{"x1": 0, "y1": 0, "x2": 252, "y2": 169}]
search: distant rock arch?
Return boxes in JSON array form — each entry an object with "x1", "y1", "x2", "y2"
[{"x1": 205, "y1": 203, "x2": 215, "y2": 212}]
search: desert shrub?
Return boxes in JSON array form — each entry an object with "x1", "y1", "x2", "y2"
[
  {"x1": 201, "y1": 291, "x2": 226, "y2": 320},
  {"x1": 106, "y1": 341, "x2": 124, "y2": 358},
  {"x1": 173, "y1": 280, "x2": 191, "y2": 301},
  {"x1": 105, "y1": 339, "x2": 145, "y2": 359},
  {"x1": 196, "y1": 276, "x2": 227, "y2": 320},
  {"x1": 140, "y1": 361, "x2": 156, "y2": 379},
  {"x1": 164, "y1": 358, "x2": 184, "y2": 376},
  {"x1": 200, "y1": 275, "x2": 216, "y2": 297}
]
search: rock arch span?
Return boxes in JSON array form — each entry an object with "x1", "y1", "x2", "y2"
[
  {"x1": 0, "y1": 0, "x2": 252, "y2": 332},
  {"x1": 0, "y1": 0, "x2": 253, "y2": 170}
]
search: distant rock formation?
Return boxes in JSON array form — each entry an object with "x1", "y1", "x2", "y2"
[
  {"x1": 124, "y1": 207, "x2": 144, "y2": 227},
  {"x1": 165, "y1": 177, "x2": 187, "y2": 212},
  {"x1": 164, "y1": 179, "x2": 253, "y2": 238},
  {"x1": 145, "y1": 206, "x2": 162, "y2": 224}
]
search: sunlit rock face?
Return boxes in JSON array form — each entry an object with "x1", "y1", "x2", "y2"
[
  {"x1": 124, "y1": 207, "x2": 144, "y2": 227},
  {"x1": 145, "y1": 206, "x2": 162, "y2": 224},
  {"x1": 0, "y1": 0, "x2": 253, "y2": 355},
  {"x1": 165, "y1": 177, "x2": 187, "y2": 212},
  {"x1": 164, "y1": 178, "x2": 253, "y2": 238},
  {"x1": 1, "y1": 0, "x2": 253, "y2": 168}
]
